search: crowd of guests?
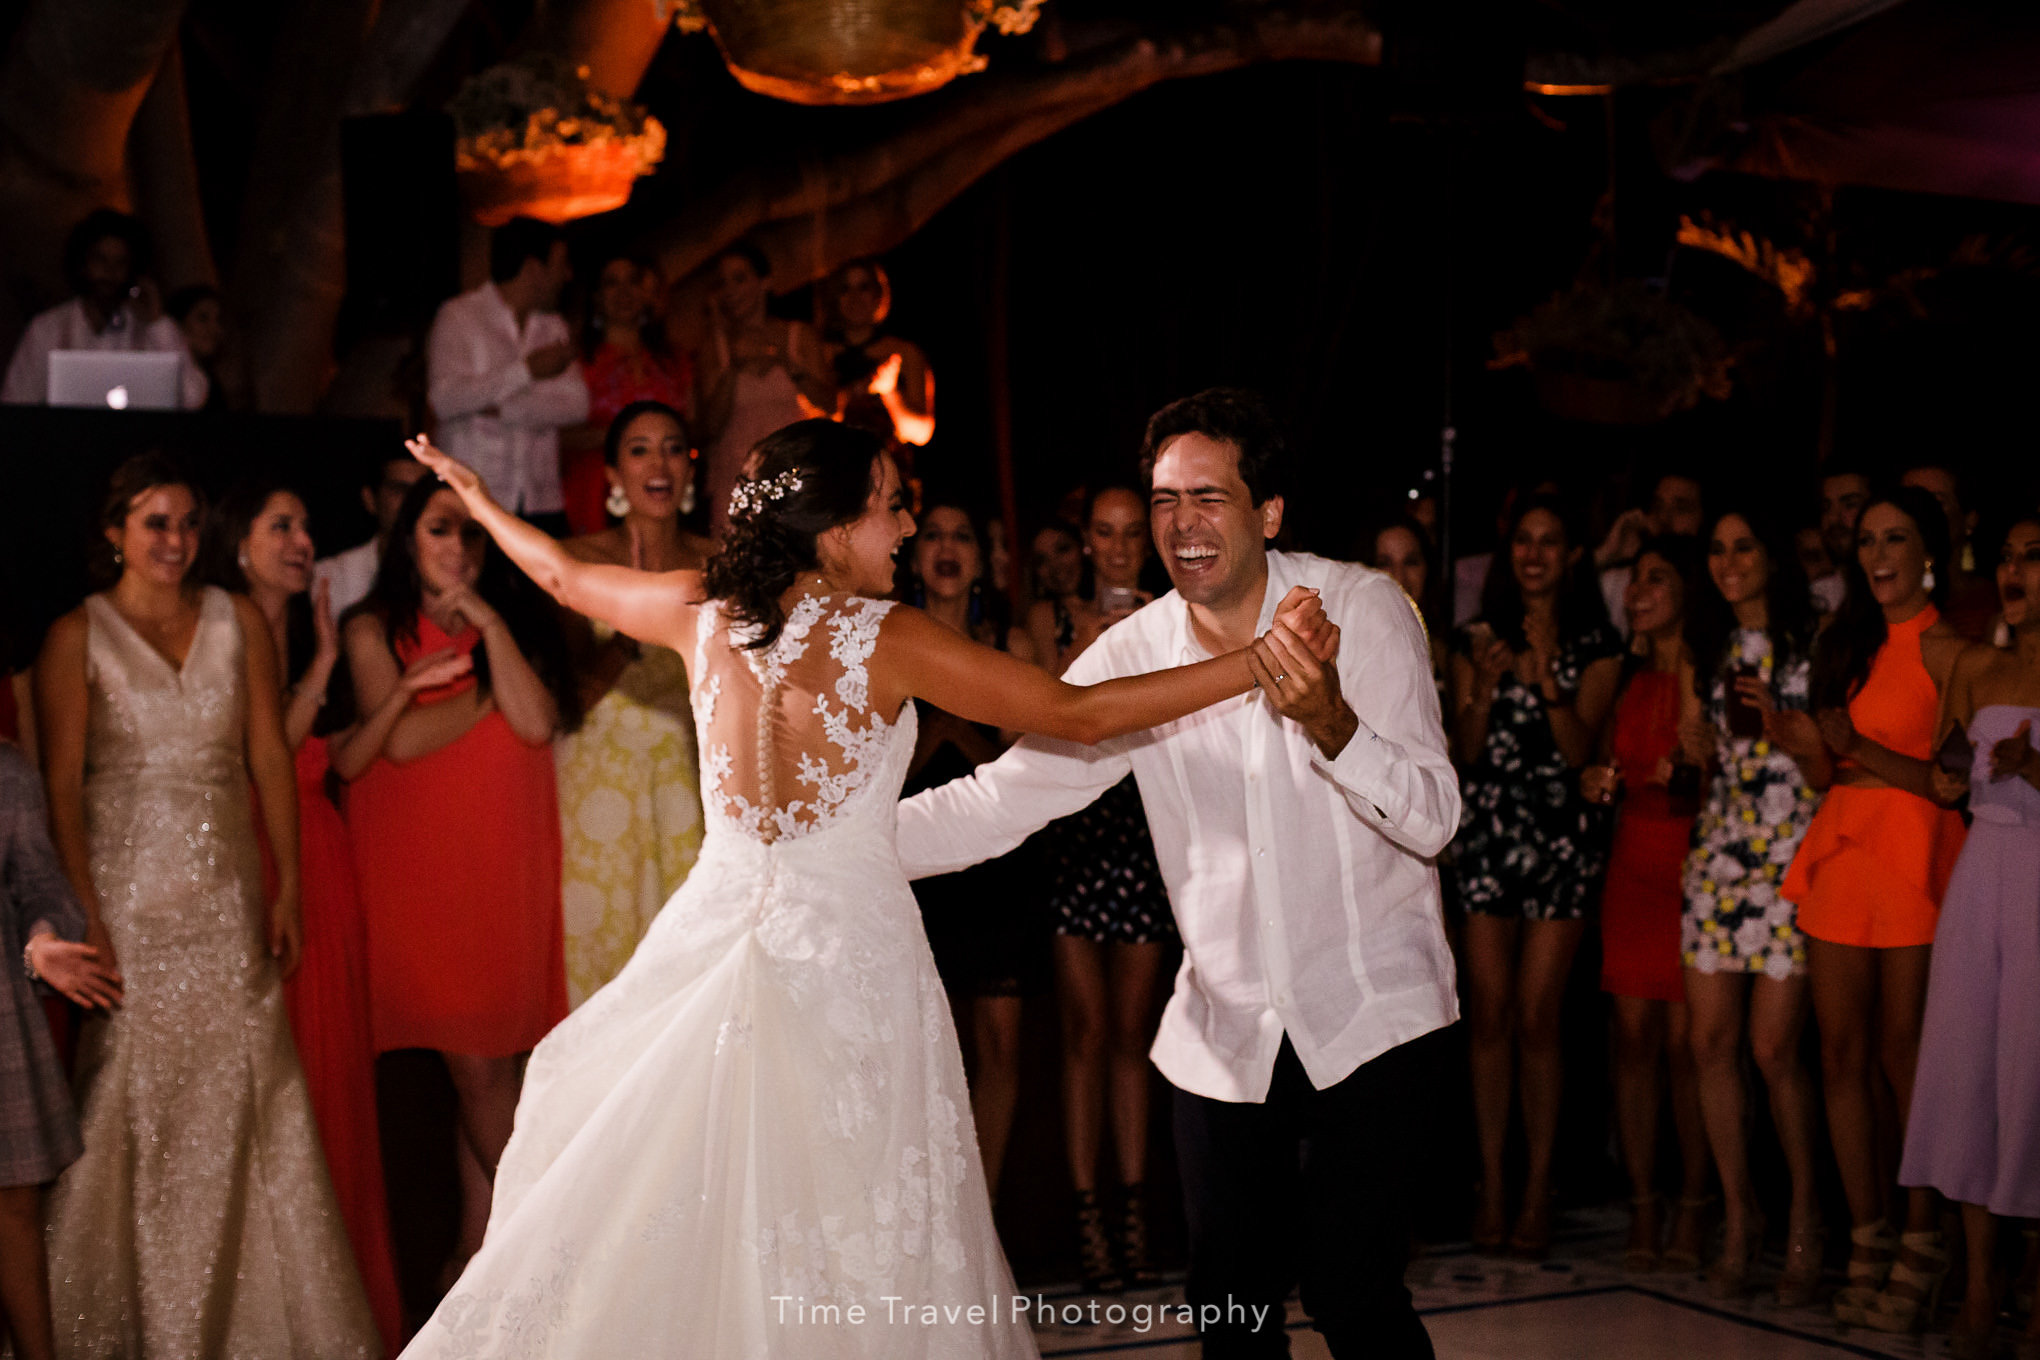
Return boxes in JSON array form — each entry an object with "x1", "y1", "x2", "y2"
[
  {"x1": 1391, "y1": 459, "x2": 2039, "y2": 1355},
  {"x1": 0, "y1": 208, "x2": 2036, "y2": 1360}
]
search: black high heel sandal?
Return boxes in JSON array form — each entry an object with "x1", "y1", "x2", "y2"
[
  {"x1": 1119, "y1": 1181, "x2": 1161, "y2": 1289},
  {"x1": 1075, "y1": 1189, "x2": 1126, "y2": 1295}
]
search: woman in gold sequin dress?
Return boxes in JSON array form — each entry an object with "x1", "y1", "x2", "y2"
[{"x1": 33, "y1": 455, "x2": 376, "y2": 1358}]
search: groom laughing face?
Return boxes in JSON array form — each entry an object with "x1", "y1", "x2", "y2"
[{"x1": 1147, "y1": 430, "x2": 1285, "y2": 616}]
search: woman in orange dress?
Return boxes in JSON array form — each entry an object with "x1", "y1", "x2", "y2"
[
  {"x1": 1787, "y1": 485, "x2": 1968, "y2": 1329},
  {"x1": 341, "y1": 475, "x2": 575, "y2": 1283},
  {"x1": 205, "y1": 477, "x2": 407, "y2": 1351}
]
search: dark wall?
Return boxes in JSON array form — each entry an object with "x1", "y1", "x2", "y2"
[{"x1": 0, "y1": 409, "x2": 395, "y2": 667}]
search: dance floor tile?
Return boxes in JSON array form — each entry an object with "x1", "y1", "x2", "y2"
[{"x1": 1034, "y1": 1208, "x2": 1952, "y2": 1359}]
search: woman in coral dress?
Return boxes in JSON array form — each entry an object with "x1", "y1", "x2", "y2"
[
  {"x1": 342, "y1": 475, "x2": 575, "y2": 1281},
  {"x1": 1790, "y1": 485, "x2": 1968, "y2": 1329}
]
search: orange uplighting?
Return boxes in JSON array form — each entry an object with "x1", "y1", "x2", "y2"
[{"x1": 1524, "y1": 82, "x2": 1614, "y2": 96}]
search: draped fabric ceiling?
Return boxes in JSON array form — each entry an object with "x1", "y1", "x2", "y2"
[{"x1": 1710, "y1": 0, "x2": 2040, "y2": 205}]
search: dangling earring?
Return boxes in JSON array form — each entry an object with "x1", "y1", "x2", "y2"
[
  {"x1": 679, "y1": 459, "x2": 697, "y2": 517},
  {"x1": 237, "y1": 549, "x2": 250, "y2": 570},
  {"x1": 1921, "y1": 559, "x2": 1937, "y2": 594},
  {"x1": 605, "y1": 482, "x2": 631, "y2": 519},
  {"x1": 1961, "y1": 542, "x2": 1976, "y2": 575},
  {"x1": 113, "y1": 547, "x2": 123, "y2": 566}
]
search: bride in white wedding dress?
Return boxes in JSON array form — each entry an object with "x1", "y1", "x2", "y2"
[{"x1": 400, "y1": 420, "x2": 1333, "y2": 1359}]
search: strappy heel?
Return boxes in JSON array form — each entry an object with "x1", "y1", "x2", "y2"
[
  {"x1": 1775, "y1": 1223, "x2": 1828, "y2": 1307},
  {"x1": 1074, "y1": 1189, "x2": 1125, "y2": 1295},
  {"x1": 1470, "y1": 1184, "x2": 1508, "y2": 1255},
  {"x1": 1662, "y1": 1195, "x2": 1713, "y2": 1273},
  {"x1": 1834, "y1": 1229, "x2": 1947, "y2": 1332},
  {"x1": 1118, "y1": 1181, "x2": 1160, "y2": 1289},
  {"x1": 1624, "y1": 1194, "x2": 1663, "y2": 1274},
  {"x1": 1710, "y1": 1208, "x2": 1765, "y2": 1300},
  {"x1": 1508, "y1": 1191, "x2": 1556, "y2": 1261}
]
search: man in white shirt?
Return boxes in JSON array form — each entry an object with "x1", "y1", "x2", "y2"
[
  {"x1": 899, "y1": 390, "x2": 1461, "y2": 1359},
  {"x1": 2, "y1": 209, "x2": 208, "y2": 409},
  {"x1": 313, "y1": 453, "x2": 431, "y2": 617},
  {"x1": 426, "y1": 217, "x2": 588, "y2": 535}
]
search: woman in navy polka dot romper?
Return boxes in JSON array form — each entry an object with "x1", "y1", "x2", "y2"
[{"x1": 1025, "y1": 485, "x2": 1178, "y2": 1292}]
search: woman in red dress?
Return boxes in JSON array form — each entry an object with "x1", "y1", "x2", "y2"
[
  {"x1": 1581, "y1": 535, "x2": 1713, "y2": 1274},
  {"x1": 205, "y1": 478, "x2": 407, "y2": 1351},
  {"x1": 340, "y1": 476, "x2": 575, "y2": 1283},
  {"x1": 562, "y1": 256, "x2": 695, "y2": 536}
]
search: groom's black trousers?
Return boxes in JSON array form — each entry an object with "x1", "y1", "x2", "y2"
[{"x1": 1172, "y1": 1024, "x2": 1452, "y2": 1360}]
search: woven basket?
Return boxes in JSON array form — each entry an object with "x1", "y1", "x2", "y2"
[
  {"x1": 457, "y1": 142, "x2": 646, "y2": 226},
  {"x1": 696, "y1": 0, "x2": 987, "y2": 105}
]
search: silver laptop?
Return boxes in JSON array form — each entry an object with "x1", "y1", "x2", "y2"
[{"x1": 47, "y1": 350, "x2": 183, "y2": 410}]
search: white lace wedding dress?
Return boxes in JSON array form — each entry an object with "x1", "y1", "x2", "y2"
[{"x1": 402, "y1": 595, "x2": 1039, "y2": 1359}]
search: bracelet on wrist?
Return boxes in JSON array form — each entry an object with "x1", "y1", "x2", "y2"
[{"x1": 22, "y1": 937, "x2": 42, "y2": 984}]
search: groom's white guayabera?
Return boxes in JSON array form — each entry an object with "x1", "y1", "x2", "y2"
[{"x1": 897, "y1": 549, "x2": 1464, "y2": 1107}]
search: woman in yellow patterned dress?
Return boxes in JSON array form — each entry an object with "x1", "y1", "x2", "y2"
[{"x1": 555, "y1": 401, "x2": 713, "y2": 1005}]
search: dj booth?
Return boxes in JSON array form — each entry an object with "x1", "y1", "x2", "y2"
[{"x1": 0, "y1": 406, "x2": 402, "y2": 667}]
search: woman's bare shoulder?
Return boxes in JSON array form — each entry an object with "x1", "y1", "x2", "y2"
[{"x1": 563, "y1": 528, "x2": 628, "y2": 566}]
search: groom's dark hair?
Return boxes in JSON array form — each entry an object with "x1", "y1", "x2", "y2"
[{"x1": 1138, "y1": 388, "x2": 1290, "y2": 507}]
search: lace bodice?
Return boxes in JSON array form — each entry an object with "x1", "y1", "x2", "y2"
[{"x1": 690, "y1": 593, "x2": 907, "y2": 844}]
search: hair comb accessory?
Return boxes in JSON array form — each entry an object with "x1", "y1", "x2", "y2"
[{"x1": 728, "y1": 467, "x2": 804, "y2": 520}]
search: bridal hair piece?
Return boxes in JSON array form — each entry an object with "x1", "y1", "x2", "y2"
[{"x1": 728, "y1": 468, "x2": 805, "y2": 521}]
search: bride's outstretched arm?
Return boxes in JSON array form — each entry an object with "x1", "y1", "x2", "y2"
[
  {"x1": 406, "y1": 436, "x2": 702, "y2": 649},
  {"x1": 877, "y1": 590, "x2": 1337, "y2": 746}
]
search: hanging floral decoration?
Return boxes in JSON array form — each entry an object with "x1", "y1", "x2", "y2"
[
  {"x1": 450, "y1": 57, "x2": 667, "y2": 225},
  {"x1": 1493, "y1": 281, "x2": 1733, "y2": 423},
  {"x1": 653, "y1": 0, "x2": 1048, "y2": 105}
]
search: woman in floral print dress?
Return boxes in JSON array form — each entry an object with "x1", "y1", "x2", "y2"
[
  {"x1": 1451, "y1": 493, "x2": 1623, "y2": 1256},
  {"x1": 1677, "y1": 503, "x2": 1830, "y2": 1302}
]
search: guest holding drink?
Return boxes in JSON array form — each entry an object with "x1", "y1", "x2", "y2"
[
  {"x1": 1678, "y1": 502, "x2": 1828, "y2": 1301},
  {"x1": 1579, "y1": 535, "x2": 1712, "y2": 1273}
]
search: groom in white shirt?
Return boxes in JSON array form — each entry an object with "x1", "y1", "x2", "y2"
[{"x1": 898, "y1": 389, "x2": 1461, "y2": 1358}]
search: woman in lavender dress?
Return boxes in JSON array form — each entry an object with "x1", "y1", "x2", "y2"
[{"x1": 1903, "y1": 513, "x2": 2040, "y2": 1357}]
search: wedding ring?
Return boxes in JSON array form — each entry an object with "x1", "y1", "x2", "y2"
[{"x1": 1274, "y1": 673, "x2": 1287, "y2": 683}]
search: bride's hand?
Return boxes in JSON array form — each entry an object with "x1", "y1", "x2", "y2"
[
  {"x1": 406, "y1": 436, "x2": 495, "y2": 511},
  {"x1": 1272, "y1": 587, "x2": 1337, "y2": 664}
]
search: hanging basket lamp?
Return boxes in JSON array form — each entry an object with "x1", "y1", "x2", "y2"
[
  {"x1": 450, "y1": 58, "x2": 667, "y2": 225},
  {"x1": 661, "y1": 0, "x2": 1046, "y2": 105}
]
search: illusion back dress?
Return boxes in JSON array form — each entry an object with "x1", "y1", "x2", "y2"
[
  {"x1": 403, "y1": 593, "x2": 1037, "y2": 1359},
  {"x1": 48, "y1": 587, "x2": 376, "y2": 1358}
]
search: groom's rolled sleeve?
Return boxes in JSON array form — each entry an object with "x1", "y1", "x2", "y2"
[
  {"x1": 1308, "y1": 573, "x2": 1461, "y2": 859},
  {"x1": 897, "y1": 641, "x2": 1137, "y2": 879}
]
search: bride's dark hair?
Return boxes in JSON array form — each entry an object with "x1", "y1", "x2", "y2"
[{"x1": 705, "y1": 419, "x2": 886, "y2": 650}]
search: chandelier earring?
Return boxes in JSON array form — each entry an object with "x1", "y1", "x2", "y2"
[
  {"x1": 1921, "y1": 558, "x2": 1937, "y2": 594},
  {"x1": 678, "y1": 460, "x2": 697, "y2": 517},
  {"x1": 606, "y1": 481, "x2": 631, "y2": 520}
]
